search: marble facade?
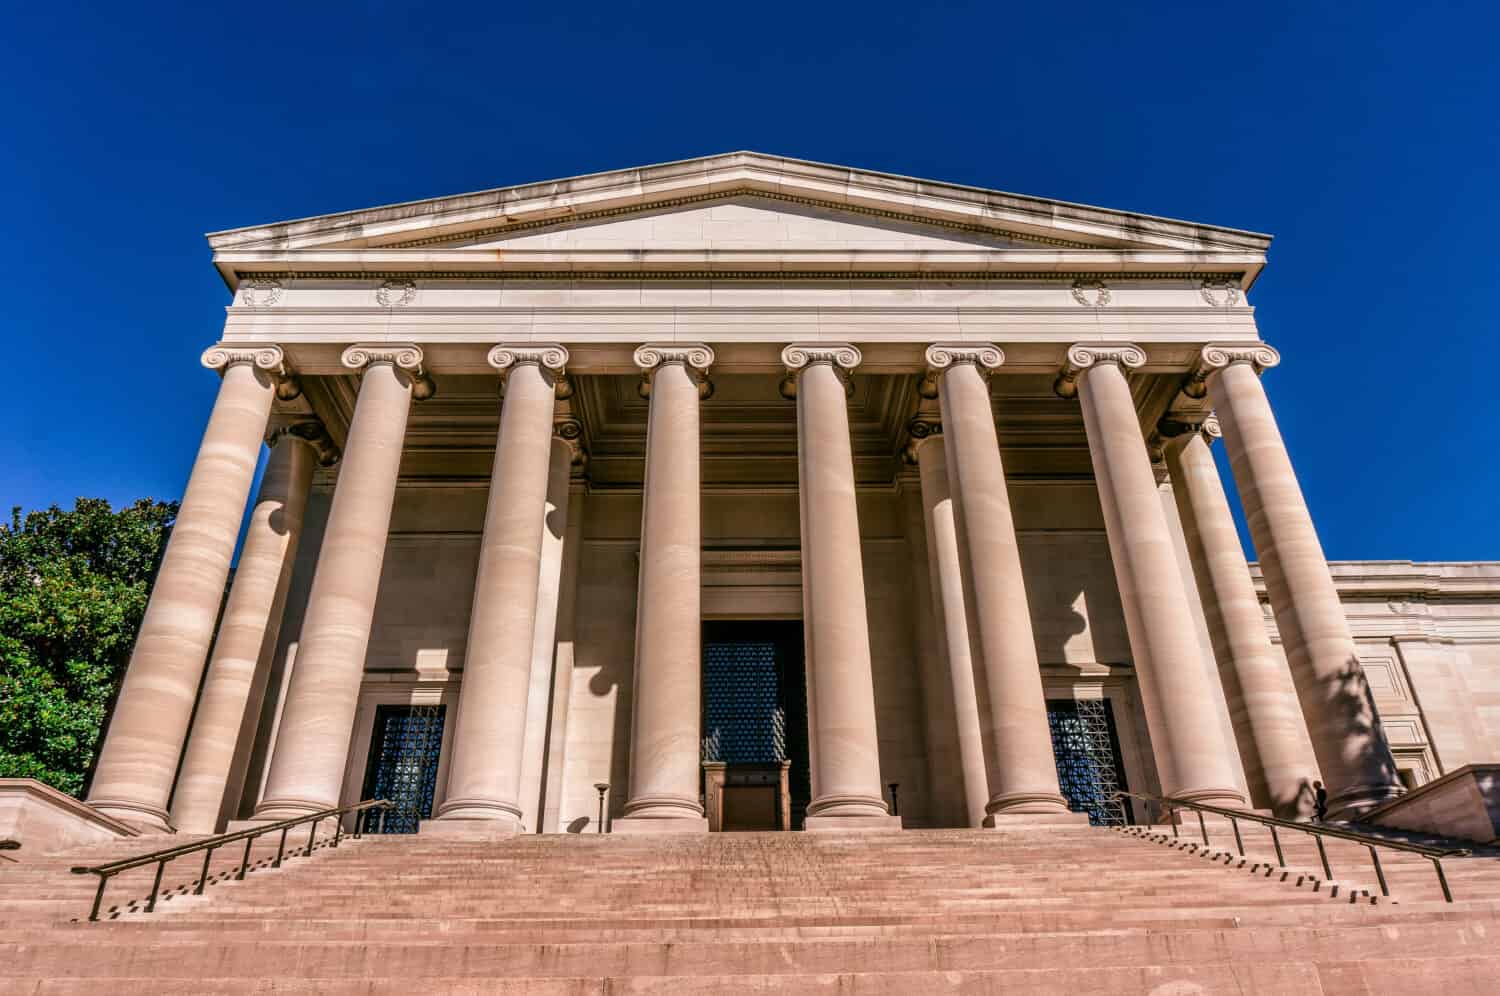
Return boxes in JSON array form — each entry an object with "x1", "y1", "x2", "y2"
[{"x1": 75, "y1": 154, "x2": 1500, "y2": 838}]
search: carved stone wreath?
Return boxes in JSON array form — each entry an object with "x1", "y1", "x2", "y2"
[
  {"x1": 376, "y1": 279, "x2": 417, "y2": 308},
  {"x1": 1070, "y1": 279, "x2": 1111, "y2": 309},
  {"x1": 240, "y1": 278, "x2": 283, "y2": 308},
  {"x1": 1199, "y1": 279, "x2": 1242, "y2": 308}
]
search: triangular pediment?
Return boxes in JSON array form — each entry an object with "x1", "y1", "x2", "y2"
[
  {"x1": 207, "y1": 152, "x2": 1272, "y2": 259},
  {"x1": 444, "y1": 194, "x2": 1042, "y2": 251}
]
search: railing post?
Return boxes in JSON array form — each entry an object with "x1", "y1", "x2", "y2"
[
  {"x1": 195, "y1": 846, "x2": 216, "y2": 895},
  {"x1": 1168, "y1": 804, "x2": 1179, "y2": 839},
  {"x1": 333, "y1": 817, "x2": 343, "y2": 849},
  {"x1": 1366, "y1": 845, "x2": 1390, "y2": 897},
  {"x1": 378, "y1": 807, "x2": 388, "y2": 834},
  {"x1": 1312, "y1": 833, "x2": 1333, "y2": 879},
  {"x1": 87, "y1": 875, "x2": 107, "y2": 923},
  {"x1": 1230, "y1": 818, "x2": 1244, "y2": 857},
  {"x1": 1270, "y1": 825, "x2": 1286, "y2": 867},
  {"x1": 238, "y1": 835, "x2": 254, "y2": 880},
  {"x1": 145, "y1": 859, "x2": 165, "y2": 913},
  {"x1": 1196, "y1": 809, "x2": 1210, "y2": 847},
  {"x1": 306, "y1": 818, "x2": 320, "y2": 857},
  {"x1": 274, "y1": 827, "x2": 288, "y2": 868},
  {"x1": 1432, "y1": 857, "x2": 1454, "y2": 903}
]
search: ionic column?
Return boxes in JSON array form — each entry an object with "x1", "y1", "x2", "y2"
[
  {"x1": 171, "y1": 420, "x2": 337, "y2": 833},
  {"x1": 926, "y1": 345, "x2": 1078, "y2": 824},
  {"x1": 615, "y1": 344, "x2": 714, "y2": 832},
  {"x1": 907, "y1": 425, "x2": 989, "y2": 827},
  {"x1": 517, "y1": 426, "x2": 582, "y2": 831},
  {"x1": 782, "y1": 344, "x2": 898, "y2": 829},
  {"x1": 1057, "y1": 344, "x2": 1245, "y2": 808},
  {"x1": 1160, "y1": 414, "x2": 1321, "y2": 819},
  {"x1": 432, "y1": 346, "x2": 568, "y2": 835},
  {"x1": 254, "y1": 345, "x2": 432, "y2": 819},
  {"x1": 1188, "y1": 344, "x2": 1402, "y2": 817},
  {"x1": 88, "y1": 345, "x2": 296, "y2": 831}
]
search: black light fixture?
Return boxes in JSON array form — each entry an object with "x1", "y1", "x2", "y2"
[
  {"x1": 888, "y1": 782, "x2": 900, "y2": 817},
  {"x1": 594, "y1": 783, "x2": 609, "y2": 834}
]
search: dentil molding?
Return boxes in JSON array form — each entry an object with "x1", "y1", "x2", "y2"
[
  {"x1": 1052, "y1": 342, "x2": 1147, "y2": 399},
  {"x1": 1181, "y1": 342, "x2": 1281, "y2": 398}
]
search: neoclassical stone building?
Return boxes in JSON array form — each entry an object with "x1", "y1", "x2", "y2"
[{"x1": 77, "y1": 153, "x2": 1500, "y2": 841}]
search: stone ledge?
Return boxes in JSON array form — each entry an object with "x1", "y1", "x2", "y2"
[
  {"x1": 0, "y1": 778, "x2": 140, "y2": 858},
  {"x1": 1365, "y1": 763, "x2": 1500, "y2": 845}
]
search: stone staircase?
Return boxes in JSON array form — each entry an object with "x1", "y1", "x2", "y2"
[{"x1": 4, "y1": 822, "x2": 1500, "y2": 994}]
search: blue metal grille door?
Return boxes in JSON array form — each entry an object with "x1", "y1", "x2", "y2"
[
  {"x1": 702, "y1": 621, "x2": 811, "y2": 828},
  {"x1": 1047, "y1": 698, "x2": 1132, "y2": 826},
  {"x1": 360, "y1": 704, "x2": 447, "y2": 834},
  {"x1": 702, "y1": 640, "x2": 784, "y2": 764}
]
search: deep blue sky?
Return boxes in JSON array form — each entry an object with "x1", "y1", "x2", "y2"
[{"x1": 3, "y1": 2, "x2": 1495, "y2": 560}]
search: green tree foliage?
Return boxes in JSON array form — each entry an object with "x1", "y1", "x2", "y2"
[{"x1": 0, "y1": 498, "x2": 177, "y2": 796}]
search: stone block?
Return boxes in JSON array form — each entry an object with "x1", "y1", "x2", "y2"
[
  {"x1": 0, "y1": 778, "x2": 139, "y2": 857},
  {"x1": 1366, "y1": 763, "x2": 1500, "y2": 844}
]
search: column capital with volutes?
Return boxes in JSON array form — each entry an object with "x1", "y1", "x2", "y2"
[
  {"x1": 1053, "y1": 342, "x2": 1147, "y2": 399},
  {"x1": 201, "y1": 343, "x2": 302, "y2": 401},
  {"x1": 634, "y1": 343, "x2": 714, "y2": 399},
  {"x1": 268, "y1": 417, "x2": 341, "y2": 467},
  {"x1": 340, "y1": 343, "x2": 436, "y2": 400},
  {"x1": 1182, "y1": 343, "x2": 1281, "y2": 399},
  {"x1": 900, "y1": 416, "x2": 943, "y2": 464},
  {"x1": 920, "y1": 343, "x2": 1004, "y2": 397},
  {"x1": 779, "y1": 343, "x2": 861, "y2": 398}
]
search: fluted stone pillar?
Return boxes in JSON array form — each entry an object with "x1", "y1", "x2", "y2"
[
  {"x1": 255, "y1": 345, "x2": 432, "y2": 819},
  {"x1": 89, "y1": 345, "x2": 296, "y2": 831},
  {"x1": 782, "y1": 344, "x2": 899, "y2": 830},
  {"x1": 171, "y1": 421, "x2": 336, "y2": 833},
  {"x1": 908, "y1": 428, "x2": 989, "y2": 827},
  {"x1": 615, "y1": 344, "x2": 714, "y2": 833},
  {"x1": 1057, "y1": 344, "x2": 1245, "y2": 808},
  {"x1": 1161, "y1": 415, "x2": 1320, "y2": 819},
  {"x1": 926, "y1": 345, "x2": 1079, "y2": 825},
  {"x1": 431, "y1": 346, "x2": 568, "y2": 836},
  {"x1": 1191, "y1": 344, "x2": 1403, "y2": 818}
]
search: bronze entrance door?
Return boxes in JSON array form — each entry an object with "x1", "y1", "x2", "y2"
[
  {"x1": 701, "y1": 621, "x2": 810, "y2": 830},
  {"x1": 359, "y1": 704, "x2": 447, "y2": 833}
]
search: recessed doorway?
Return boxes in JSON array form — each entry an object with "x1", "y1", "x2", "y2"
[
  {"x1": 359, "y1": 703, "x2": 447, "y2": 833},
  {"x1": 701, "y1": 621, "x2": 811, "y2": 830}
]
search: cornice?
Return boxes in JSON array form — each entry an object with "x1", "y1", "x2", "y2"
[{"x1": 206, "y1": 152, "x2": 1273, "y2": 257}]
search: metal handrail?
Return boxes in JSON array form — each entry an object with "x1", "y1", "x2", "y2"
[
  {"x1": 70, "y1": 798, "x2": 391, "y2": 921},
  {"x1": 1114, "y1": 790, "x2": 1470, "y2": 902}
]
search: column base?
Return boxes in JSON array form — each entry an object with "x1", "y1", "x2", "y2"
[
  {"x1": 611, "y1": 816, "x2": 709, "y2": 835},
  {"x1": 419, "y1": 815, "x2": 522, "y2": 839},
  {"x1": 982, "y1": 811, "x2": 1092, "y2": 829},
  {"x1": 85, "y1": 797, "x2": 174, "y2": 835},
  {"x1": 803, "y1": 814, "x2": 903, "y2": 832}
]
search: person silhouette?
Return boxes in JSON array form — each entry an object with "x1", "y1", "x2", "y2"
[{"x1": 1313, "y1": 780, "x2": 1329, "y2": 822}]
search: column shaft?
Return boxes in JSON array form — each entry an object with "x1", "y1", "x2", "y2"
[
  {"x1": 89, "y1": 349, "x2": 284, "y2": 830},
  {"x1": 914, "y1": 437, "x2": 990, "y2": 827},
  {"x1": 255, "y1": 352, "x2": 420, "y2": 818},
  {"x1": 1070, "y1": 348, "x2": 1245, "y2": 807},
  {"x1": 784, "y1": 345, "x2": 897, "y2": 829},
  {"x1": 934, "y1": 353, "x2": 1074, "y2": 821},
  {"x1": 1165, "y1": 422, "x2": 1320, "y2": 818},
  {"x1": 540, "y1": 481, "x2": 586, "y2": 833},
  {"x1": 1206, "y1": 354, "x2": 1402, "y2": 817},
  {"x1": 517, "y1": 436, "x2": 575, "y2": 831},
  {"x1": 434, "y1": 354, "x2": 561, "y2": 833},
  {"x1": 171, "y1": 430, "x2": 319, "y2": 833},
  {"x1": 617, "y1": 348, "x2": 710, "y2": 831}
]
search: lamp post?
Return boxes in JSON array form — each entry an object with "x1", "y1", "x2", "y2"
[
  {"x1": 594, "y1": 783, "x2": 609, "y2": 834},
  {"x1": 888, "y1": 782, "x2": 900, "y2": 818}
]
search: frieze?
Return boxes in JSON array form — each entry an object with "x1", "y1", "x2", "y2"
[{"x1": 1070, "y1": 279, "x2": 1111, "y2": 309}]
